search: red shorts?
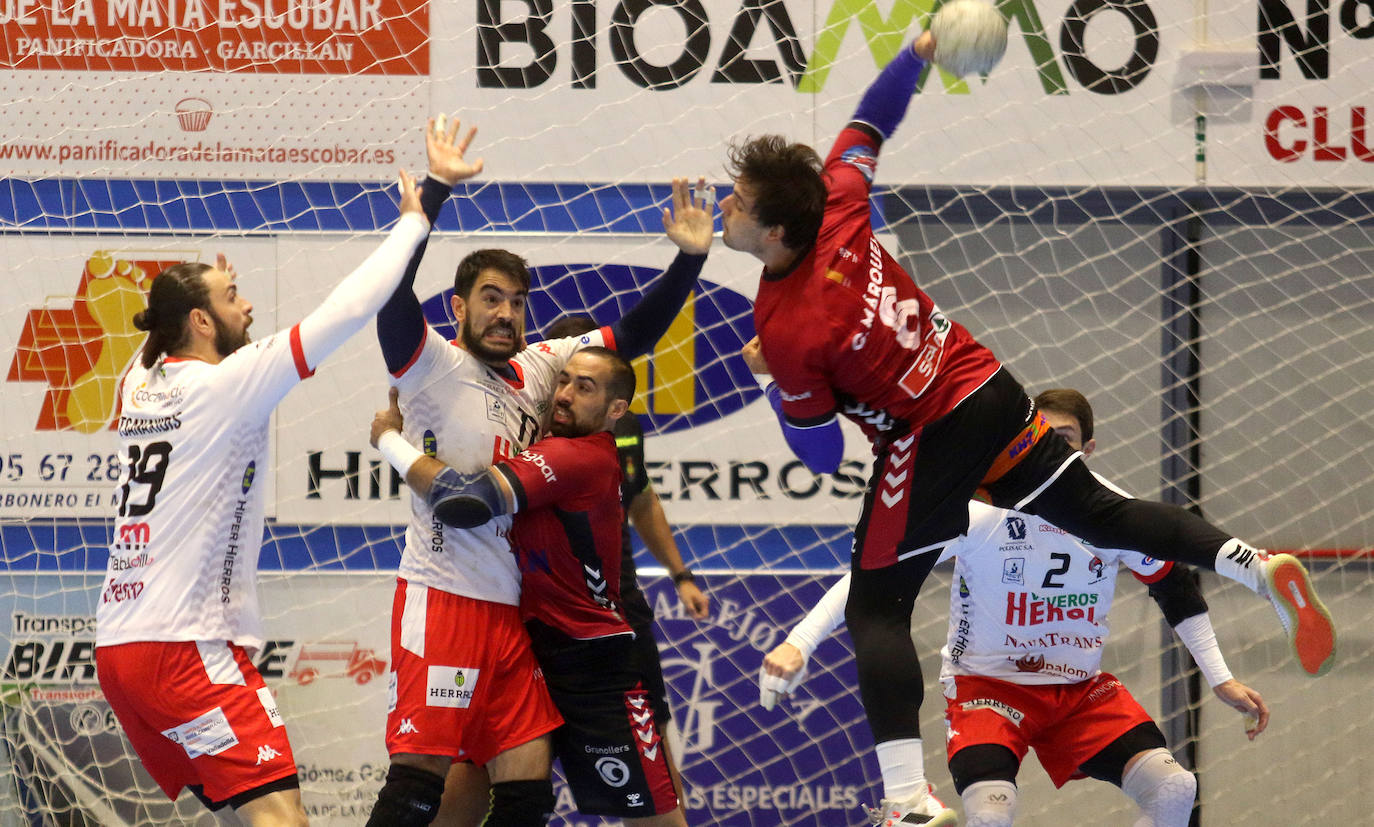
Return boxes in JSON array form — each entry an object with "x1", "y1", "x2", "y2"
[
  {"x1": 943, "y1": 672, "x2": 1152, "y2": 787},
  {"x1": 95, "y1": 640, "x2": 297, "y2": 803},
  {"x1": 387, "y1": 579, "x2": 562, "y2": 765}
]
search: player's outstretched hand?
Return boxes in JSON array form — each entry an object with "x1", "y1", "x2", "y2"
[
  {"x1": 759, "y1": 642, "x2": 808, "y2": 711},
  {"x1": 371, "y1": 387, "x2": 405, "y2": 448},
  {"x1": 1213, "y1": 679, "x2": 1269, "y2": 740},
  {"x1": 397, "y1": 170, "x2": 426, "y2": 224},
  {"x1": 663, "y1": 177, "x2": 714, "y2": 255},
  {"x1": 427, "y1": 114, "x2": 484, "y2": 186}
]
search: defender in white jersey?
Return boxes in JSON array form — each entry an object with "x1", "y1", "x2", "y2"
[
  {"x1": 93, "y1": 120, "x2": 448, "y2": 826},
  {"x1": 366, "y1": 149, "x2": 714, "y2": 827},
  {"x1": 761, "y1": 390, "x2": 1269, "y2": 827}
]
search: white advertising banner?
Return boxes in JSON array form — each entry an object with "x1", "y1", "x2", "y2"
[{"x1": 1, "y1": 0, "x2": 1367, "y2": 186}]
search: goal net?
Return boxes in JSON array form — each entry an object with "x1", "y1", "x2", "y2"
[{"x1": 2, "y1": 0, "x2": 1371, "y2": 824}]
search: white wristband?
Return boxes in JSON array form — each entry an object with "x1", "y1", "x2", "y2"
[
  {"x1": 377, "y1": 429, "x2": 424, "y2": 477},
  {"x1": 1173, "y1": 613, "x2": 1234, "y2": 687},
  {"x1": 754, "y1": 374, "x2": 774, "y2": 392}
]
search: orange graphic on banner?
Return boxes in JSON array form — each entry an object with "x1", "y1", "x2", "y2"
[
  {"x1": 2, "y1": 0, "x2": 428, "y2": 74},
  {"x1": 7, "y1": 254, "x2": 175, "y2": 433}
]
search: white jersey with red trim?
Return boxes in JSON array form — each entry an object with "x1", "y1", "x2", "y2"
[
  {"x1": 96, "y1": 327, "x2": 314, "y2": 652},
  {"x1": 391, "y1": 328, "x2": 607, "y2": 604},
  {"x1": 939, "y1": 501, "x2": 1171, "y2": 685}
]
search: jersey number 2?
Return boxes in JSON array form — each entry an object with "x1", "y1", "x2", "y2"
[{"x1": 1041, "y1": 552, "x2": 1072, "y2": 589}]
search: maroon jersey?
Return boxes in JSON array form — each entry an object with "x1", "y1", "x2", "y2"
[
  {"x1": 496, "y1": 431, "x2": 631, "y2": 640},
  {"x1": 753, "y1": 126, "x2": 1001, "y2": 442}
]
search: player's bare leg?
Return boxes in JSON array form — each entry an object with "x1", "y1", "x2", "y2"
[
  {"x1": 438, "y1": 761, "x2": 492, "y2": 827},
  {"x1": 234, "y1": 788, "x2": 308, "y2": 827}
]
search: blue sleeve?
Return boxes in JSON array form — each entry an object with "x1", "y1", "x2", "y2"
[
  {"x1": 608, "y1": 251, "x2": 707, "y2": 359},
  {"x1": 850, "y1": 45, "x2": 927, "y2": 140},
  {"x1": 377, "y1": 175, "x2": 453, "y2": 374},
  {"x1": 767, "y1": 383, "x2": 844, "y2": 475}
]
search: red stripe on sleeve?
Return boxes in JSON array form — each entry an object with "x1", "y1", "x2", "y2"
[{"x1": 289, "y1": 324, "x2": 316, "y2": 379}]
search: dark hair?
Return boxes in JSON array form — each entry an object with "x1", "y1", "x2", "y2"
[
  {"x1": 726, "y1": 135, "x2": 826, "y2": 251},
  {"x1": 545, "y1": 314, "x2": 597, "y2": 340},
  {"x1": 1034, "y1": 388, "x2": 1094, "y2": 443},
  {"x1": 454, "y1": 249, "x2": 531, "y2": 300},
  {"x1": 133, "y1": 262, "x2": 214, "y2": 369},
  {"x1": 577, "y1": 346, "x2": 636, "y2": 405}
]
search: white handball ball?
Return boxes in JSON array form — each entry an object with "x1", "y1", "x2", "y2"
[{"x1": 929, "y1": 0, "x2": 1009, "y2": 78}]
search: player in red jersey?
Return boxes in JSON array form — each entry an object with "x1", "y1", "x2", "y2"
[
  {"x1": 94, "y1": 122, "x2": 439, "y2": 825},
  {"x1": 371, "y1": 349, "x2": 687, "y2": 826},
  {"x1": 727, "y1": 26, "x2": 1332, "y2": 823}
]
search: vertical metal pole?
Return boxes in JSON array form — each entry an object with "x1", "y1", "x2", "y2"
[{"x1": 1160, "y1": 201, "x2": 1206, "y2": 826}]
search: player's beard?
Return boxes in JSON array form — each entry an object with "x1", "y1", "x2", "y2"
[
  {"x1": 210, "y1": 308, "x2": 250, "y2": 357},
  {"x1": 461, "y1": 318, "x2": 520, "y2": 364},
  {"x1": 549, "y1": 400, "x2": 604, "y2": 439}
]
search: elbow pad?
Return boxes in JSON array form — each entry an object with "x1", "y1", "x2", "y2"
[{"x1": 427, "y1": 467, "x2": 506, "y2": 529}]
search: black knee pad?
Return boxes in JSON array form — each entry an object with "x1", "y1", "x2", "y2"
[
  {"x1": 365, "y1": 763, "x2": 446, "y2": 827},
  {"x1": 949, "y1": 744, "x2": 1020, "y2": 795},
  {"x1": 486, "y1": 778, "x2": 555, "y2": 827}
]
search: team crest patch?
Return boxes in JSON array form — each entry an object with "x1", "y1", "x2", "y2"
[
  {"x1": 485, "y1": 392, "x2": 504, "y2": 423},
  {"x1": 1002, "y1": 557, "x2": 1025, "y2": 585},
  {"x1": 840, "y1": 146, "x2": 878, "y2": 183}
]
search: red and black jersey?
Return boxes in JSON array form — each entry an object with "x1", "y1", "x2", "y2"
[
  {"x1": 753, "y1": 126, "x2": 1001, "y2": 443},
  {"x1": 495, "y1": 431, "x2": 631, "y2": 640}
]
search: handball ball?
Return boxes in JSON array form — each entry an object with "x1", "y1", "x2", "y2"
[{"x1": 929, "y1": 0, "x2": 1009, "y2": 78}]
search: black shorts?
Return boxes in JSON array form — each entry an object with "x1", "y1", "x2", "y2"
[
  {"x1": 852, "y1": 367, "x2": 1079, "y2": 569},
  {"x1": 527, "y1": 622, "x2": 678, "y2": 817},
  {"x1": 630, "y1": 620, "x2": 672, "y2": 723}
]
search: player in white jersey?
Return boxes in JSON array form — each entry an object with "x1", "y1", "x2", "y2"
[
  {"x1": 93, "y1": 118, "x2": 453, "y2": 826},
  {"x1": 760, "y1": 390, "x2": 1269, "y2": 827},
  {"x1": 365, "y1": 134, "x2": 714, "y2": 826}
]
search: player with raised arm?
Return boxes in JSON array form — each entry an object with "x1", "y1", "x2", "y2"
[
  {"x1": 761, "y1": 389, "x2": 1269, "y2": 827},
  {"x1": 93, "y1": 128, "x2": 437, "y2": 825},
  {"x1": 371, "y1": 349, "x2": 689, "y2": 826},
  {"x1": 728, "y1": 15, "x2": 1331, "y2": 824},
  {"x1": 364, "y1": 133, "x2": 713, "y2": 826}
]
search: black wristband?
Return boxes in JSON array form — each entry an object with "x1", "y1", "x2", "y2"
[{"x1": 672, "y1": 569, "x2": 695, "y2": 585}]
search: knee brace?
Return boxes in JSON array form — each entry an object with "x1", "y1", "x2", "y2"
[
  {"x1": 1121, "y1": 748, "x2": 1196, "y2": 827},
  {"x1": 365, "y1": 764, "x2": 446, "y2": 827},
  {"x1": 485, "y1": 778, "x2": 555, "y2": 827},
  {"x1": 961, "y1": 780, "x2": 1018, "y2": 827}
]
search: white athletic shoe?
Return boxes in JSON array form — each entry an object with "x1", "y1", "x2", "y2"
[
  {"x1": 1261, "y1": 553, "x2": 1336, "y2": 677},
  {"x1": 866, "y1": 785, "x2": 958, "y2": 826}
]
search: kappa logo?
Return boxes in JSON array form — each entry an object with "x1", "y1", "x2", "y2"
[
  {"x1": 7, "y1": 252, "x2": 180, "y2": 432},
  {"x1": 422, "y1": 271, "x2": 758, "y2": 436},
  {"x1": 255, "y1": 745, "x2": 281, "y2": 765},
  {"x1": 397, "y1": 718, "x2": 419, "y2": 735}
]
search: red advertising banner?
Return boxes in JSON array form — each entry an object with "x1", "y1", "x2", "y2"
[{"x1": 0, "y1": 0, "x2": 428, "y2": 73}]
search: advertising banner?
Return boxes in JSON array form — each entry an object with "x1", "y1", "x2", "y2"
[
  {"x1": 1, "y1": 0, "x2": 1367, "y2": 185},
  {"x1": 0, "y1": 572, "x2": 878, "y2": 826}
]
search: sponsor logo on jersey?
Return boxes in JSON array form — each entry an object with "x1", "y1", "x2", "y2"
[
  {"x1": 519, "y1": 449, "x2": 557, "y2": 483},
  {"x1": 595, "y1": 756, "x2": 632, "y2": 788},
  {"x1": 1014, "y1": 653, "x2": 1045, "y2": 673},
  {"x1": 6, "y1": 253, "x2": 179, "y2": 433},
  {"x1": 422, "y1": 430, "x2": 438, "y2": 457},
  {"x1": 1088, "y1": 556, "x2": 1107, "y2": 583},
  {"x1": 257, "y1": 687, "x2": 283, "y2": 727},
  {"x1": 1003, "y1": 632, "x2": 1103, "y2": 652},
  {"x1": 425, "y1": 666, "x2": 478, "y2": 708},
  {"x1": 1085, "y1": 678, "x2": 1123, "y2": 704},
  {"x1": 241, "y1": 461, "x2": 256, "y2": 495},
  {"x1": 423, "y1": 271, "x2": 758, "y2": 435},
  {"x1": 1005, "y1": 591, "x2": 1099, "y2": 626},
  {"x1": 1001, "y1": 558, "x2": 1024, "y2": 585},
  {"x1": 162, "y1": 706, "x2": 238, "y2": 759},
  {"x1": 485, "y1": 392, "x2": 504, "y2": 422},
  {"x1": 1005, "y1": 517, "x2": 1027, "y2": 541}
]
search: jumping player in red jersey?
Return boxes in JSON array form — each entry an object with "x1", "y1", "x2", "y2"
[
  {"x1": 371, "y1": 349, "x2": 687, "y2": 826},
  {"x1": 727, "y1": 26, "x2": 1333, "y2": 824},
  {"x1": 94, "y1": 123, "x2": 439, "y2": 825}
]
